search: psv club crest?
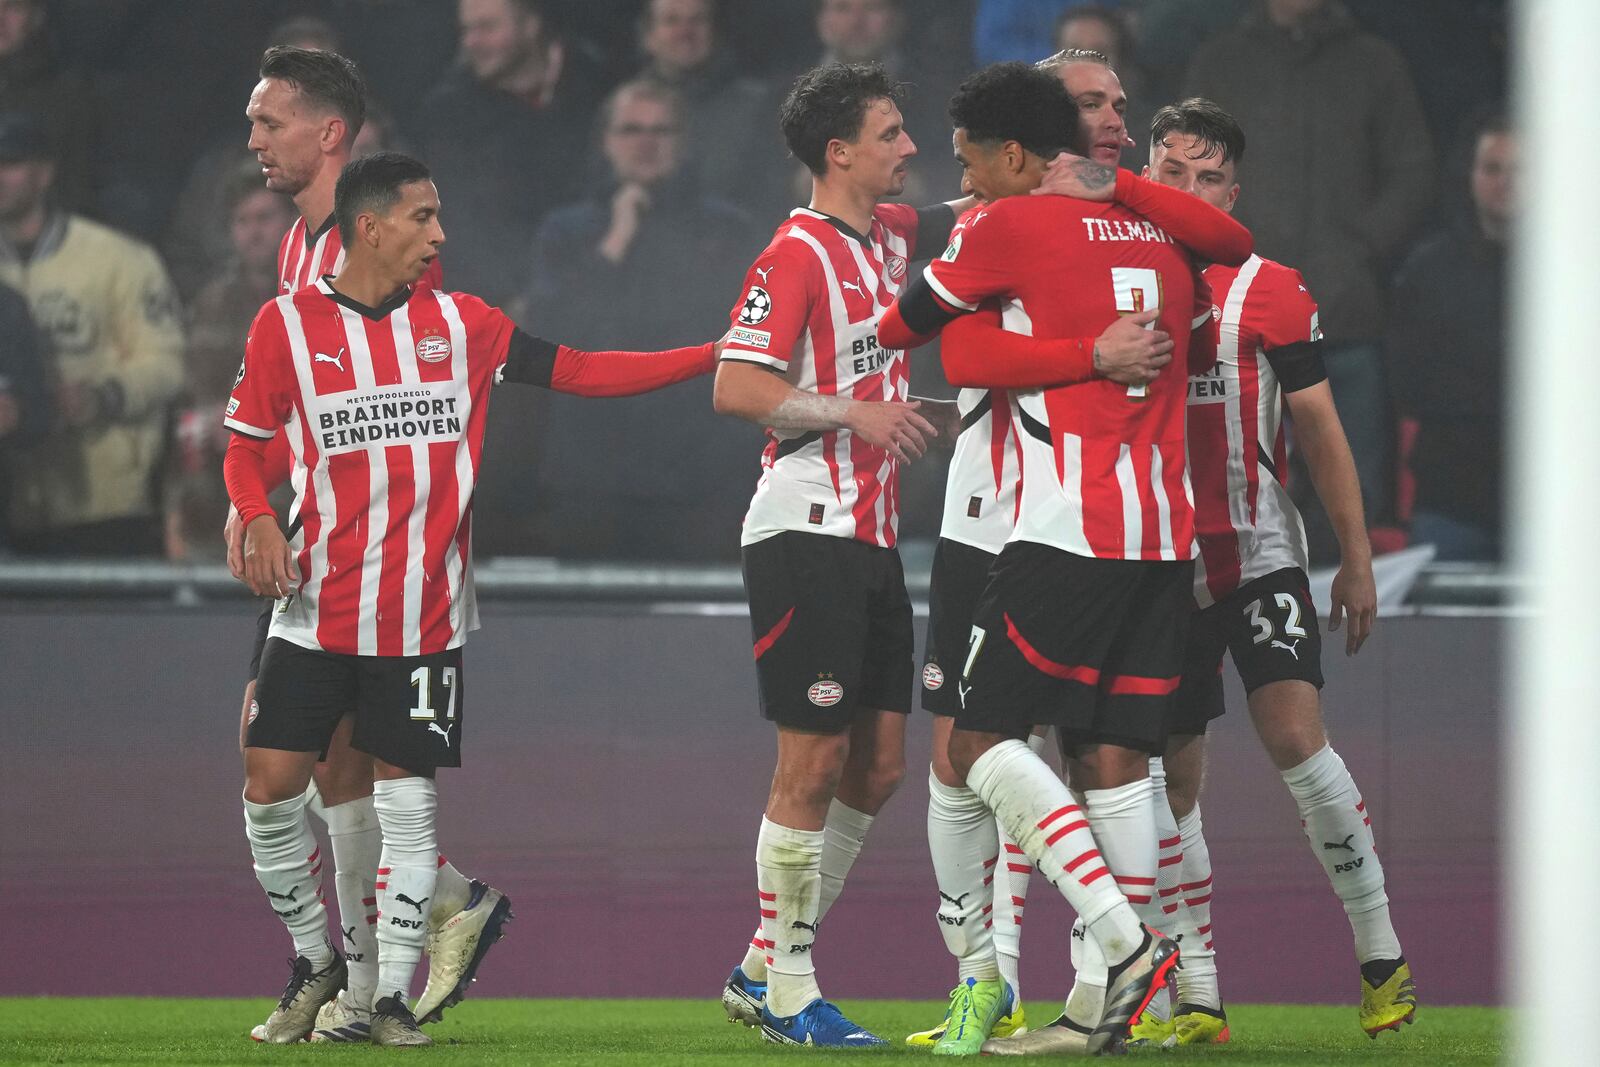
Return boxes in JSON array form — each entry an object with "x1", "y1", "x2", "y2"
[{"x1": 415, "y1": 333, "x2": 452, "y2": 363}]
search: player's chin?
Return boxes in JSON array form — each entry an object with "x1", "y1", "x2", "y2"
[
  {"x1": 886, "y1": 172, "x2": 909, "y2": 196},
  {"x1": 1090, "y1": 147, "x2": 1122, "y2": 167}
]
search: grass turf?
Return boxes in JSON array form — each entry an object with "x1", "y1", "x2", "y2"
[{"x1": 0, "y1": 998, "x2": 1500, "y2": 1066}]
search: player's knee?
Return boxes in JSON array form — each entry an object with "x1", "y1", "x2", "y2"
[
  {"x1": 1165, "y1": 774, "x2": 1201, "y2": 819},
  {"x1": 861, "y1": 751, "x2": 905, "y2": 806},
  {"x1": 946, "y1": 730, "x2": 986, "y2": 781}
]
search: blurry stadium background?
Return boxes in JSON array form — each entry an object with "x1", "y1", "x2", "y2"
[{"x1": 0, "y1": 0, "x2": 1518, "y2": 1041}]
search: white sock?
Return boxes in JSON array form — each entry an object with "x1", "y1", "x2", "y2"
[
  {"x1": 757, "y1": 817, "x2": 825, "y2": 1017},
  {"x1": 372, "y1": 777, "x2": 440, "y2": 1005},
  {"x1": 991, "y1": 732, "x2": 1046, "y2": 998},
  {"x1": 1174, "y1": 805, "x2": 1220, "y2": 1009},
  {"x1": 432, "y1": 855, "x2": 473, "y2": 922},
  {"x1": 818, "y1": 798, "x2": 873, "y2": 922},
  {"x1": 927, "y1": 769, "x2": 1001, "y2": 982},
  {"x1": 743, "y1": 799, "x2": 872, "y2": 984},
  {"x1": 322, "y1": 795, "x2": 381, "y2": 1011},
  {"x1": 966, "y1": 740, "x2": 1144, "y2": 966},
  {"x1": 1063, "y1": 778, "x2": 1163, "y2": 1026},
  {"x1": 244, "y1": 792, "x2": 333, "y2": 968},
  {"x1": 1282, "y1": 745, "x2": 1402, "y2": 963},
  {"x1": 303, "y1": 779, "x2": 327, "y2": 823},
  {"x1": 1148, "y1": 761, "x2": 1183, "y2": 1021}
]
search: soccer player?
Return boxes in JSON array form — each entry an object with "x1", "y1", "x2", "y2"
[
  {"x1": 225, "y1": 152, "x2": 722, "y2": 1046},
  {"x1": 905, "y1": 56, "x2": 1255, "y2": 1053},
  {"x1": 711, "y1": 62, "x2": 968, "y2": 1049},
  {"x1": 228, "y1": 46, "x2": 507, "y2": 1041},
  {"x1": 878, "y1": 61, "x2": 1220, "y2": 1055},
  {"x1": 1137, "y1": 98, "x2": 1412, "y2": 1044}
]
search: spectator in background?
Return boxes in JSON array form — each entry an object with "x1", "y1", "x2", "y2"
[
  {"x1": 416, "y1": 0, "x2": 606, "y2": 304},
  {"x1": 0, "y1": 114, "x2": 183, "y2": 556},
  {"x1": 0, "y1": 276, "x2": 46, "y2": 550},
  {"x1": 973, "y1": 0, "x2": 1105, "y2": 64},
  {"x1": 801, "y1": 0, "x2": 963, "y2": 203},
  {"x1": 164, "y1": 15, "x2": 345, "y2": 300},
  {"x1": 165, "y1": 162, "x2": 294, "y2": 561},
  {"x1": 1052, "y1": 4, "x2": 1149, "y2": 168},
  {"x1": 1185, "y1": 0, "x2": 1434, "y2": 560},
  {"x1": 1387, "y1": 111, "x2": 1512, "y2": 562},
  {"x1": 0, "y1": 0, "x2": 99, "y2": 217},
  {"x1": 478, "y1": 80, "x2": 758, "y2": 560},
  {"x1": 634, "y1": 0, "x2": 781, "y2": 214}
]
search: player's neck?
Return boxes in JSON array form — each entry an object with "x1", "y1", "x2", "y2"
[
  {"x1": 808, "y1": 177, "x2": 876, "y2": 237},
  {"x1": 329, "y1": 257, "x2": 409, "y2": 310},
  {"x1": 293, "y1": 164, "x2": 343, "y2": 234}
]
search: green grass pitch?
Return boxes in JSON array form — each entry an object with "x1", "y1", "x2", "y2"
[{"x1": 0, "y1": 998, "x2": 1501, "y2": 1065}]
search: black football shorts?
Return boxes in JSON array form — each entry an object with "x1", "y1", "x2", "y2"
[{"x1": 921, "y1": 537, "x2": 998, "y2": 716}]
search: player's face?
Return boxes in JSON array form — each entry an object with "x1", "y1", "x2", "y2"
[
  {"x1": 372, "y1": 180, "x2": 445, "y2": 284},
  {"x1": 246, "y1": 77, "x2": 336, "y2": 195},
  {"x1": 644, "y1": 0, "x2": 713, "y2": 73},
  {"x1": 1053, "y1": 61, "x2": 1129, "y2": 166},
  {"x1": 0, "y1": 158, "x2": 51, "y2": 222},
  {"x1": 1470, "y1": 130, "x2": 1516, "y2": 233},
  {"x1": 818, "y1": 0, "x2": 901, "y2": 63},
  {"x1": 952, "y1": 129, "x2": 1028, "y2": 204},
  {"x1": 231, "y1": 188, "x2": 296, "y2": 272},
  {"x1": 842, "y1": 97, "x2": 916, "y2": 198},
  {"x1": 1146, "y1": 132, "x2": 1238, "y2": 213},
  {"x1": 604, "y1": 94, "x2": 682, "y2": 186},
  {"x1": 460, "y1": 0, "x2": 542, "y2": 85}
]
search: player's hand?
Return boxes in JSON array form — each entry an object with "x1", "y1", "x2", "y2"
[
  {"x1": 846, "y1": 399, "x2": 938, "y2": 463},
  {"x1": 224, "y1": 503, "x2": 247, "y2": 580},
  {"x1": 1327, "y1": 558, "x2": 1377, "y2": 656},
  {"x1": 915, "y1": 397, "x2": 962, "y2": 446},
  {"x1": 1093, "y1": 310, "x2": 1173, "y2": 386},
  {"x1": 1032, "y1": 151, "x2": 1117, "y2": 202},
  {"x1": 242, "y1": 515, "x2": 299, "y2": 599}
]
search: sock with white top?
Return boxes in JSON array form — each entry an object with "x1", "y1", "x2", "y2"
[
  {"x1": 756, "y1": 817, "x2": 826, "y2": 1017},
  {"x1": 927, "y1": 768, "x2": 1001, "y2": 982},
  {"x1": 244, "y1": 791, "x2": 333, "y2": 969},
  {"x1": 321, "y1": 795, "x2": 381, "y2": 1011},
  {"x1": 372, "y1": 777, "x2": 439, "y2": 1006}
]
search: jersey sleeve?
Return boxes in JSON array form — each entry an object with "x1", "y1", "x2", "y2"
[
  {"x1": 1112, "y1": 170, "x2": 1253, "y2": 267},
  {"x1": 720, "y1": 238, "x2": 813, "y2": 372},
  {"x1": 223, "y1": 301, "x2": 295, "y2": 439},
  {"x1": 920, "y1": 206, "x2": 1020, "y2": 316},
  {"x1": 1257, "y1": 266, "x2": 1328, "y2": 392},
  {"x1": 1257, "y1": 266, "x2": 1323, "y2": 349},
  {"x1": 450, "y1": 292, "x2": 518, "y2": 385}
]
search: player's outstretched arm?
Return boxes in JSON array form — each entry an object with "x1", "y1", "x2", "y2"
[
  {"x1": 223, "y1": 432, "x2": 298, "y2": 599},
  {"x1": 497, "y1": 330, "x2": 717, "y2": 397},
  {"x1": 224, "y1": 434, "x2": 294, "y2": 580},
  {"x1": 1285, "y1": 380, "x2": 1375, "y2": 655},
  {"x1": 1031, "y1": 156, "x2": 1253, "y2": 267},
  {"x1": 942, "y1": 309, "x2": 1174, "y2": 390},
  {"x1": 713, "y1": 360, "x2": 937, "y2": 464}
]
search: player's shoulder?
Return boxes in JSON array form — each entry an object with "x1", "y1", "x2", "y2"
[
  {"x1": 1248, "y1": 255, "x2": 1316, "y2": 305},
  {"x1": 750, "y1": 214, "x2": 830, "y2": 273}
]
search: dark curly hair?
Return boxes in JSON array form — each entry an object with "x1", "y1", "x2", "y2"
[
  {"x1": 948, "y1": 61, "x2": 1081, "y2": 159},
  {"x1": 1149, "y1": 97, "x2": 1246, "y2": 166},
  {"x1": 780, "y1": 62, "x2": 903, "y2": 176}
]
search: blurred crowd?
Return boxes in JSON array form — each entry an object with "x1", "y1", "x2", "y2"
[{"x1": 0, "y1": 0, "x2": 1512, "y2": 565}]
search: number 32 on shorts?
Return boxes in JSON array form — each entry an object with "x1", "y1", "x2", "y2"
[
  {"x1": 1244, "y1": 593, "x2": 1307, "y2": 645},
  {"x1": 409, "y1": 666, "x2": 458, "y2": 721}
]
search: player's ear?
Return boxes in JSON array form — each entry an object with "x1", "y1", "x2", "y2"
[{"x1": 323, "y1": 116, "x2": 347, "y2": 155}]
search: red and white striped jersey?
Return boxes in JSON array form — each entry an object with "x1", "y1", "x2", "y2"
[
  {"x1": 225, "y1": 278, "x2": 512, "y2": 656},
  {"x1": 923, "y1": 197, "x2": 1212, "y2": 561},
  {"x1": 939, "y1": 385, "x2": 1022, "y2": 554},
  {"x1": 1190, "y1": 255, "x2": 1322, "y2": 607},
  {"x1": 719, "y1": 205, "x2": 925, "y2": 549},
  {"x1": 277, "y1": 214, "x2": 443, "y2": 295}
]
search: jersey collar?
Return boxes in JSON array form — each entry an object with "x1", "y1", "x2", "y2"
[
  {"x1": 790, "y1": 207, "x2": 873, "y2": 248},
  {"x1": 315, "y1": 275, "x2": 410, "y2": 321}
]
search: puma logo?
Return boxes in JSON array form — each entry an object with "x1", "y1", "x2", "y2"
[
  {"x1": 840, "y1": 279, "x2": 865, "y2": 296},
  {"x1": 756, "y1": 266, "x2": 773, "y2": 283},
  {"x1": 266, "y1": 886, "x2": 299, "y2": 902},
  {"x1": 314, "y1": 347, "x2": 346, "y2": 372},
  {"x1": 395, "y1": 893, "x2": 430, "y2": 914},
  {"x1": 938, "y1": 891, "x2": 970, "y2": 908},
  {"x1": 428, "y1": 721, "x2": 453, "y2": 746},
  {"x1": 342, "y1": 924, "x2": 357, "y2": 945},
  {"x1": 1271, "y1": 639, "x2": 1301, "y2": 660},
  {"x1": 790, "y1": 919, "x2": 817, "y2": 933},
  {"x1": 1323, "y1": 834, "x2": 1357, "y2": 853},
  {"x1": 957, "y1": 681, "x2": 973, "y2": 707}
]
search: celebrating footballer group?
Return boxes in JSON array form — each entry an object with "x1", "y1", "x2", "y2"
[{"x1": 224, "y1": 38, "x2": 1413, "y2": 1056}]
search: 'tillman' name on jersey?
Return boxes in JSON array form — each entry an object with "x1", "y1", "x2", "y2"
[
  {"x1": 315, "y1": 386, "x2": 463, "y2": 454},
  {"x1": 1082, "y1": 217, "x2": 1176, "y2": 244}
]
